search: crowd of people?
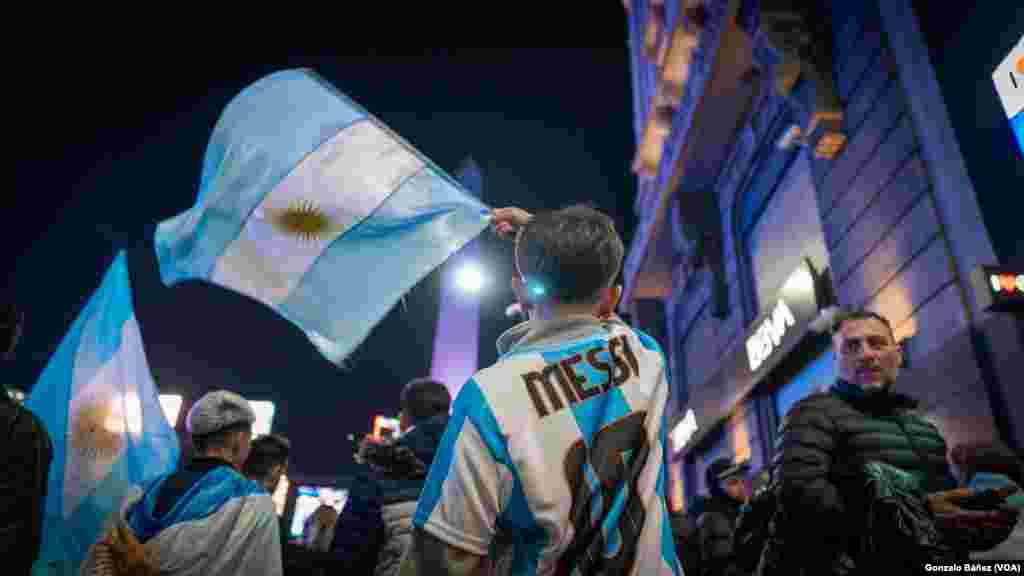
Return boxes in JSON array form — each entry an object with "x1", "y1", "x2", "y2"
[{"x1": 3, "y1": 205, "x2": 1024, "y2": 575}]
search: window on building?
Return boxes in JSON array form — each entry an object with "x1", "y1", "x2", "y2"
[
  {"x1": 773, "y1": 348, "x2": 835, "y2": 423},
  {"x1": 743, "y1": 150, "x2": 829, "y2": 318}
]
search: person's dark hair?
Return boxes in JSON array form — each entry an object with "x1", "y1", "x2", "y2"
[
  {"x1": 516, "y1": 204, "x2": 625, "y2": 305},
  {"x1": 400, "y1": 378, "x2": 451, "y2": 425},
  {"x1": 192, "y1": 421, "x2": 252, "y2": 454},
  {"x1": 242, "y1": 434, "x2": 291, "y2": 479},
  {"x1": 951, "y1": 441, "x2": 1024, "y2": 486},
  {"x1": 830, "y1": 309, "x2": 896, "y2": 342}
]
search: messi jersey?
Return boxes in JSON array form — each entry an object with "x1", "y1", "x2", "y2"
[{"x1": 414, "y1": 317, "x2": 682, "y2": 576}]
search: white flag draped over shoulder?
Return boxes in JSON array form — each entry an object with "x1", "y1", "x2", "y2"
[
  {"x1": 26, "y1": 251, "x2": 180, "y2": 575},
  {"x1": 154, "y1": 68, "x2": 491, "y2": 363}
]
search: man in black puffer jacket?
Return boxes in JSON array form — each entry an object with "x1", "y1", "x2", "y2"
[
  {"x1": 764, "y1": 309, "x2": 1019, "y2": 575},
  {"x1": 329, "y1": 377, "x2": 450, "y2": 576},
  {"x1": 697, "y1": 458, "x2": 750, "y2": 576}
]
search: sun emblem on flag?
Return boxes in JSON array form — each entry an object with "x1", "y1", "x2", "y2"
[
  {"x1": 70, "y1": 402, "x2": 124, "y2": 459},
  {"x1": 271, "y1": 199, "x2": 333, "y2": 242}
]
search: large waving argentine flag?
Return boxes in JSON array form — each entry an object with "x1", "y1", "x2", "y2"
[
  {"x1": 154, "y1": 68, "x2": 491, "y2": 363},
  {"x1": 26, "y1": 251, "x2": 180, "y2": 575}
]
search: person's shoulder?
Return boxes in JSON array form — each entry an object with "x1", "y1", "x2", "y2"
[
  {"x1": 779, "y1": 390, "x2": 846, "y2": 427},
  {"x1": 696, "y1": 500, "x2": 734, "y2": 528},
  {"x1": 701, "y1": 496, "x2": 735, "y2": 515},
  {"x1": 623, "y1": 324, "x2": 663, "y2": 353},
  {"x1": 610, "y1": 323, "x2": 668, "y2": 374},
  {"x1": 791, "y1": 390, "x2": 844, "y2": 412},
  {"x1": 238, "y1": 483, "x2": 277, "y2": 517},
  {"x1": 1, "y1": 399, "x2": 52, "y2": 451},
  {"x1": 471, "y1": 352, "x2": 539, "y2": 393},
  {"x1": 1, "y1": 397, "x2": 41, "y2": 426},
  {"x1": 206, "y1": 465, "x2": 269, "y2": 500}
]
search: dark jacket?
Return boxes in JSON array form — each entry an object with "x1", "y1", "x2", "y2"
[
  {"x1": 1, "y1": 395, "x2": 53, "y2": 575},
  {"x1": 733, "y1": 484, "x2": 777, "y2": 573},
  {"x1": 674, "y1": 495, "x2": 709, "y2": 576},
  {"x1": 697, "y1": 493, "x2": 743, "y2": 576},
  {"x1": 329, "y1": 413, "x2": 448, "y2": 575},
  {"x1": 764, "y1": 380, "x2": 959, "y2": 574}
]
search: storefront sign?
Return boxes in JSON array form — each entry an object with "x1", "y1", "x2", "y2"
[
  {"x1": 971, "y1": 265, "x2": 1024, "y2": 312},
  {"x1": 746, "y1": 299, "x2": 797, "y2": 372},
  {"x1": 745, "y1": 264, "x2": 817, "y2": 375},
  {"x1": 992, "y1": 33, "x2": 1023, "y2": 155},
  {"x1": 672, "y1": 408, "x2": 698, "y2": 452},
  {"x1": 675, "y1": 260, "x2": 822, "y2": 455}
]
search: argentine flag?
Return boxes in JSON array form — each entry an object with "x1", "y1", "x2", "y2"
[
  {"x1": 26, "y1": 251, "x2": 180, "y2": 575},
  {"x1": 154, "y1": 68, "x2": 491, "y2": 363}
]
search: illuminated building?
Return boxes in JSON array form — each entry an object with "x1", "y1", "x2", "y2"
[{"x1": 621, "y1": 0, "x2": 1024, "y2": 506}]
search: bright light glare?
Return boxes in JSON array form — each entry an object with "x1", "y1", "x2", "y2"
[
  {"x1": 782, "y1": 266, "x2": 815, "y2": 296},
  {"x1": 159, "y1": 394, "x2": 183, "y2": 427},
  {"x1": 374, "y1": 415, "x2": 401, "y2": 440},
  {"x1": 101, "y1": 393, "x2": 144, "y2": 436},
  {"x1": 250, "y1": 401, "x2": 276, "y2": 438},
  {"x1": 455, "y1": 262, "x2": 486, "y2": 293},
  {"x1": 103, "y1": 407, "x2": 124, "y2": 434}
]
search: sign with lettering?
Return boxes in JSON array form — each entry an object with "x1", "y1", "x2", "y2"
[
  {"x1": 746, "y1": 299, "x2": 797, "y2": 372},
  {"x1": 671, "y1": 409, "x2": 698, "y2": 452},
  {"x1": 993, "y1": 33, "x2": 1024, "y2": 155},
  {"x1": 520, "y1": 334, "x2": 641, "y2": 419},
  {"x1": 674, "y1": 261, "x2": 822, "y2": 455}
]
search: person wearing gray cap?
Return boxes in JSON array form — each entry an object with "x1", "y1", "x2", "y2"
[
  {"x1": 81, "y1": 390, "x2": 283, "y2": 576},
  {"x1": 695, "y1": 457, "x2": 751, "y2": 576}
]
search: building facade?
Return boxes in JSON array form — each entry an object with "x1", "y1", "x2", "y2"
[{"x1": 621, "y1": 0, "x2": 1024, "y2": 508}]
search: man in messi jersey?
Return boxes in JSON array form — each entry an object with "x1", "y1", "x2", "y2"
[{"x1": 400, "y1": 205, "x2": 682, "y2": 576}]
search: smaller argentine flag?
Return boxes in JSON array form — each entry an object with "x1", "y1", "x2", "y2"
[
  {"x1": 26, "y1": 251, "x2": 180, "y2": 575},
  {"x1": 154, "y1": 68, "x2": 491, "y2": 363}
]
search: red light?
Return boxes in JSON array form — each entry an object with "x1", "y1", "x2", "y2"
[
  {"x1": 1002, "y1": 274, "x2": 1015, "y2": 293},
  {"x1": 991, "y1": 274, "x2": 1022, "y2": 294}
]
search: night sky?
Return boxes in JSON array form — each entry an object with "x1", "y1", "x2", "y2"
[{"x1": 10, "y1": 41, "x2": 635, "y2": 477}]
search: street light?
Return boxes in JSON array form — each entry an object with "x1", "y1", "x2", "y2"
[{"x1": 455, "y1": 262, "x2": 486, "y2": 294}]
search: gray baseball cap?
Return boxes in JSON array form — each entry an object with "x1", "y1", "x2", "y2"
[{"x1": 186, "y1": 390, "x2": 256, "y2": 437}]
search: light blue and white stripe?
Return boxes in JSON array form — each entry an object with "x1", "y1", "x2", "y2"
[
  {"x1": 154, "y1": 68, "x2": 490, "y2": 363},
  {"x1": 27, "y1": 251, "x2": 180, "y2": 576}
]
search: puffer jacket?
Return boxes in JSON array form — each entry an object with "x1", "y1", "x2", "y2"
[
  {"x1": 857, "y1": 461, "x2": 958, "y2": 569},
  {"x1": 763, "y1": 380, "x2": 960, "y2": 575},
  {"x1": 675, "y1": 495, "x2": 709, "y2": 576},
  {"x1": 330, "y1": 414, "x2": 447, "y2": 576},
  {"x1": 696, "y1": 494, "x2": 743, "y2": 576}
]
